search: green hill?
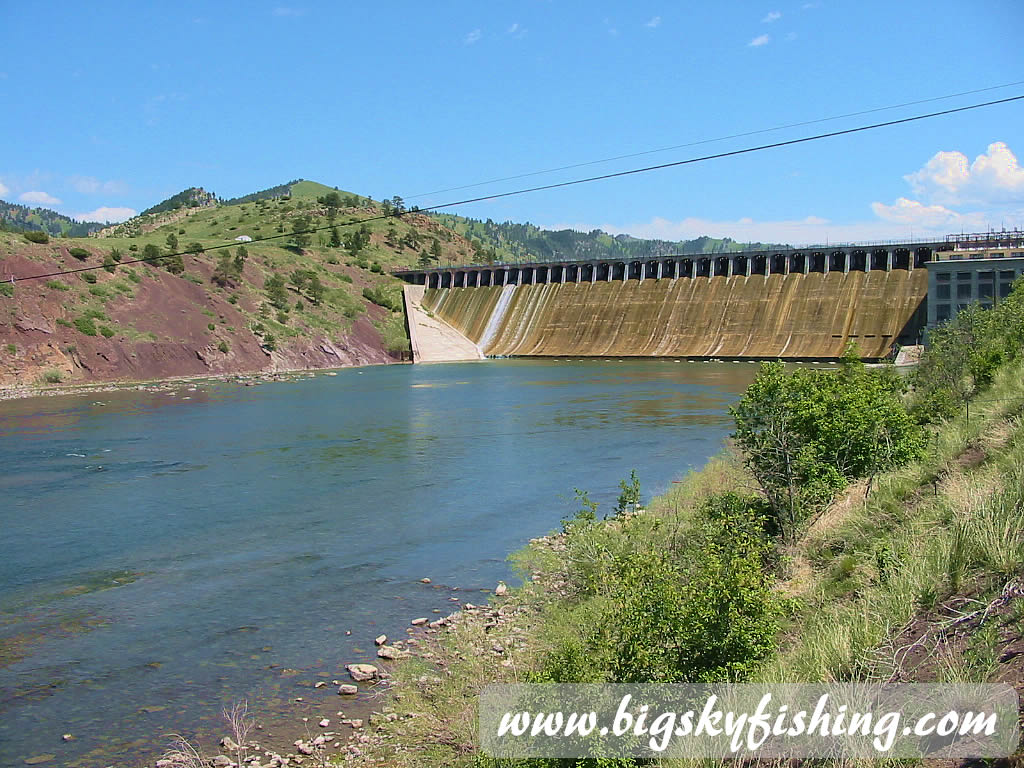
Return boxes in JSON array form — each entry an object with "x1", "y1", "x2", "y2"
[
  {"x1": 429, "y1": 213, "x2": 786, "y2": 265},
  {"x1": 0, "y1": 200, "x2": 103, "y2": 237}
]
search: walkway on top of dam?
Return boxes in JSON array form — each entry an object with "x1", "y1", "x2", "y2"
[
  {"x1": 394, "y1": 232, "x2": 1024, "y2": 289},
  {"x1": 395, "y1": 239, "x2": 943, "y2": 289}
]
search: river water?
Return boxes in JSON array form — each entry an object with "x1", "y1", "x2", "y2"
[{"x1": 0, "y1": 359, "x2": 759, "y2": 766}]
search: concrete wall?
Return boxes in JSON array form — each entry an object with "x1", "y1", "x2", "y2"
[{"x1": 422, "y1": 270, "x2": 928, "y2": 360}]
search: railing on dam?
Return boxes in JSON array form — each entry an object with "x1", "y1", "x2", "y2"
[{"x1": 394, "y1": 243, "x2": 939, "y2": 290}]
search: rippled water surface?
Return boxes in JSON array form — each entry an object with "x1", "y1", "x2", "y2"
[{"x1": 0, "y1": 359, "x2": 759, "y2": 766}]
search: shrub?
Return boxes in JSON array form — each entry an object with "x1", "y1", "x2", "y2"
[
  {"x1": 228, "y1": 294, "x2": 238, "y2": 304},
  {"x1": 74, "y1": 316, "x2": 98, "y2": 336},
  {"x1": 362, "y1": 285, "x2": 402, "y2": 312},
  {"x1": 731, "y1": 350, "x2": 926, "y2": 543},
  {"x1": 81, "y1": 272, "x2": 97, "y2": 284},
  {"x1": 42, "y1": 368, "x2": 63, "y2": 383},
  {"x1": 0, "y1": 282, "x2": 13, "y2": 298},
  {"x1": 99, "y1": 325, "x2": 115, "y2": 338},
  {"x1": 339, "y1": 274, "x2": 353, "y2": 283},
  {"x1": 103, "y1": 254, "x2": 117, "y2": 273},
  {"x1": 46, "y1": 279, "x2": 69, "y2": 291},
  {"x1": 218, "y1": 340, "x2": 229, "y2": 353},
  {"x1": 24, "y1": 230, "x2": 49, "y2": 244},
  {"x1": 69, "y1": 247, "x2": 90, "y2": 260},
  {"x1": 6, "y1": 343, "x2": 16, "y2": 354}
]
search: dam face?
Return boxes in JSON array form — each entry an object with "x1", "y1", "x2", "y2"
[{"x1": 421, "y1": 270, "x2": 928, "y2": 360}]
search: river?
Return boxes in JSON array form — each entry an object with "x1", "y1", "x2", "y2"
[{"x1": 0, "y1": 359, "x2": 760, "y2": 766}]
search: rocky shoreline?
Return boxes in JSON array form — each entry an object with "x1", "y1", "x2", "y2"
[
  {"x1": 140, "y1": 571, "x2": 538, "y2": 768},
  {"x1": 137, "y1": 530, "x2": 575, "y2": 768},
  {"x1": 0, "y1": 361, "x2": 406, "y2": 403}
]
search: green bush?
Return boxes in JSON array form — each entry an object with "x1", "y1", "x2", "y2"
[
  {"x1": 6, "y1": 343, "x2": 16, "y2": 354},
  {"x1": 81, "y1": 272, "x2": 97, "y2": 284},
  {"x1": 362, "y1": 285, "x2": 402, "y2": 312},
  {"x1": 69, "y1": 247, "x2": 90, "y2": 260},
  {"x1": 42, "y1": 368, "x2": 63, "y2": 383},
  {"x1": 910, "y1": 281, "x2": 1024, "y2": 423},
  {"x1": 103, "y1": 253, "x2": 117, "y2": 273},
  {"x1": 45, "y1": 279, "x2": 70, "y2": 291},
  {"x1": 74, "y1": 316, "x2": 98, "y2": 336},
  {"x1": 24, "y1": 230, "x2": 49, "y2": 243},
  {"x1": 207, "y1": 323, "x2": 215, "y2": 331},
  {"x1": 730, "y1": 349, "x2": 926, "y2": 543},
  {"x1": 0, "y1": 282, "x2": 13, "y2": 298},
  {"x1": 536, "y1": 488, "x2": 778, "y2": 685},
  {"x1": 99, "y1": 325, "x2": 115, "y2": 338},
  {"x1": 218, "y1": 340, "x2": 229, "y2": 353}
]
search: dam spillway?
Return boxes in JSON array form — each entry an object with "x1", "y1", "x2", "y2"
[{"x1": 419, "y1": 270, "x2": 928, "y2": 361}]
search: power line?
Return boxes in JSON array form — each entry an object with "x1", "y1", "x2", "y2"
[
  {"x1": 8, "y1": 92, "x2": 1024, "y2": 284},
  {"x1": 405, "y1": 80, "x2": 1024, "y2": 200}
]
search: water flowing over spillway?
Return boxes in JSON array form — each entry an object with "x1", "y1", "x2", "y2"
[{"x1": 421, "y1": 270, "x2": 928, "y2": 360}]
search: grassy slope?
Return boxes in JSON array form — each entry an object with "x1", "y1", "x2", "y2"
[
  {"x1": 0, "y1": 180, "x2": 484, "y2": 386},
  {"x1": 348, "y1": 361, "x2": 1024, "y2": 767}
]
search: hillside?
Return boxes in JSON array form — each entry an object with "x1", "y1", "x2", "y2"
[
  {"x1": 0, "y1": 177, "x2": 794, "y2": 390},
  {"x1": 0, "y1": 200, "x2": 103, "y2": 237},
  {"x1": 429, "y1": 213, "x2": 785, "y2": 265},
  {"x1": 0, "y1": 180, "x2": 477, "y2": 389}
]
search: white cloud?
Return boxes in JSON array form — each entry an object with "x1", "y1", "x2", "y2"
[
  {"x1": 762, "y1": 11, "x2": 782, "y2": 22},
  {"x1": 19, "y1": 190, "x2": 61, "y2": 205},
  {"x1": 73, "y1": 206, "x2": 137, "y2": 223},
  {"x1": 508, "y1": 22, "x2": 519, "y2": 34},
  {"x1": 464, "y1": 28, "x2": 482, "y2": 44},
  {"x1": 748, "y1": 34, "x2": 770, "y2": 47},
  {"x1": 869, "y1": 197, "x2": 963, "y2": 228},
  {"x1": 905, "y1": 141, "x2": 1024, "y2": 206},
  {"x1": 0, "y1": 180, "x2": 8, "y2": 197},
  {"x1": 645, "y1": 16, "x2": 661, "y2": 28},
  {"x1": 542, "y1": 204, "x2": 1023, "y2": 247},
  {"x1": 70, "y1": 175, "x2": 127, "y2": 196}
]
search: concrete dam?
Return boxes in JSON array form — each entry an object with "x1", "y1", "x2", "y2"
[
  {"x1": 414, "y1": 270, "x2": 924, "y2": 360},
  {"x1": 399, "y1": 245, "x2": 937, "y2": 361}
]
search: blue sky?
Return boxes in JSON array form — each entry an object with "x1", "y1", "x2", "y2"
[{"x1": 2, "y1": 1, "x2": 1022, "y2": 244}]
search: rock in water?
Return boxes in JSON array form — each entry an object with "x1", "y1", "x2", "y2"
[
  {"x1": 346, "y1": 663, "x2": 378, "y2": 681},
  {"x1": 374, "y1": 634, "x2": 387, "y2": 646},
  {"x1": 410, "y1": 617, "x2": 428, "y2": 626},
  {"x1": 338, "y1": 684, "x2": 358, "y2": 695}
]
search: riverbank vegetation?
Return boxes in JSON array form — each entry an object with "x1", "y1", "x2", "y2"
[{"x1": 353, "y1": 281, "x2": 1024, "y2": 767}]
